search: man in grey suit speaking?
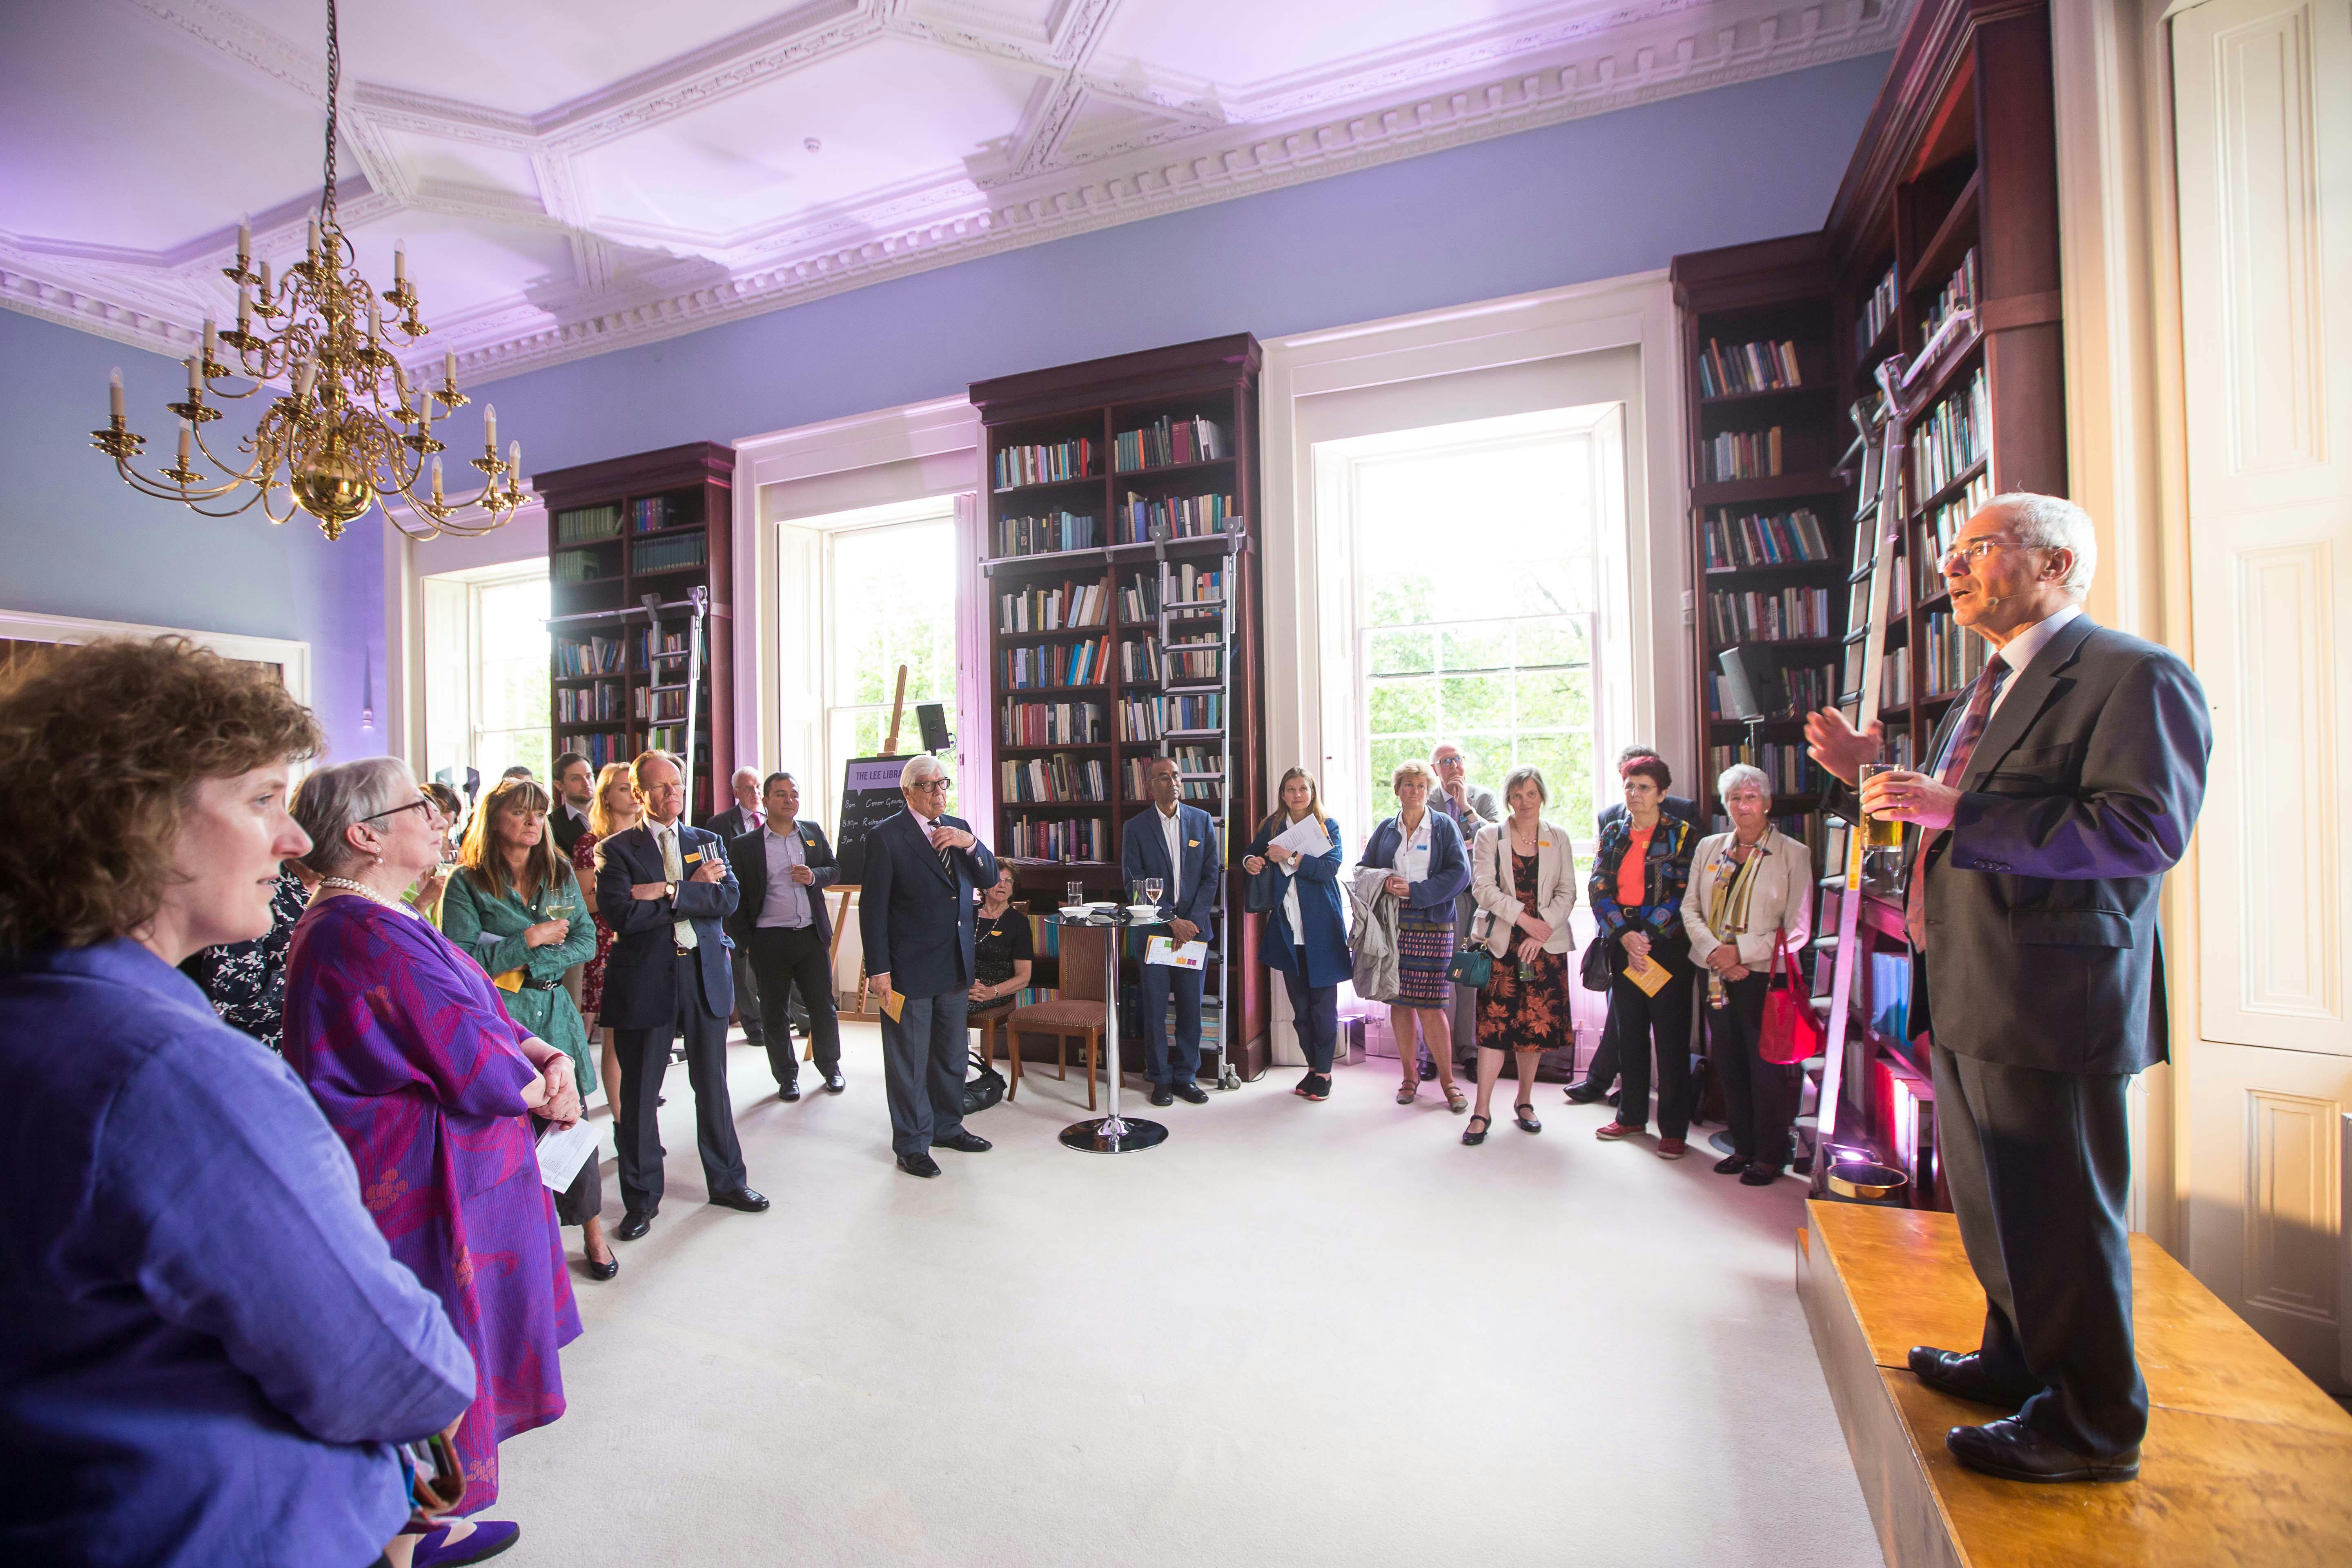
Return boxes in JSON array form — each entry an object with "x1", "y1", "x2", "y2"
[{"x1": 1806, "y1": 492, "x2": 2209, "y2": 1486}]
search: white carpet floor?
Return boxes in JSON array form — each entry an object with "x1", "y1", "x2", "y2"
[{"x1": 495, "y1": 1023, "x2": 1882, "y2": 1568}]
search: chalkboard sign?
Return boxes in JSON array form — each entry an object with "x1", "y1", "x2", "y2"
[{"x1": 834, "y1": 756, "x2": 909, "y2": 886}]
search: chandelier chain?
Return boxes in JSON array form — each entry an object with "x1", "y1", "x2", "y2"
[{"x1": 321, "y1": 0, "x2": 340, "y2": 232}]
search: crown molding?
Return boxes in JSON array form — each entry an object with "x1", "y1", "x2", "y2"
[{"x1": 9, "y1": 0, "x2": 1907, "y2": 383}]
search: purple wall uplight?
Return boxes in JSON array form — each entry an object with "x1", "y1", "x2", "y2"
[{"x1": 0, "y1": 53, "x2": 1886, "y2": 761}]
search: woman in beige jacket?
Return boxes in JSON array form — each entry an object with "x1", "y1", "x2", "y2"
[{"x1": 1462, "y1": 767, "x2": 1579, "y2": 1145}]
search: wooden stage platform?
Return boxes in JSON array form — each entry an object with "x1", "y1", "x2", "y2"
[{"x1": 1796, "y1": 1199, "x2": 2352, "y2": 1567}]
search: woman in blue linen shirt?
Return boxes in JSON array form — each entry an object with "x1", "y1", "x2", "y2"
[
  {"x1": 0, "y1": 638, "x2": 476, "y2": 1568},
  {"x1": 1241, "y1": 767, "x2": 1351, "y2": 1101}
]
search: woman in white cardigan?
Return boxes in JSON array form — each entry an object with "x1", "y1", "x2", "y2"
[
  {"x1": 1682, "y1": 763, "x2": 1815, "y2": 1185},
  {"x1": 1461, "y1": 766, "x2": 1578, "y2": 1146}
]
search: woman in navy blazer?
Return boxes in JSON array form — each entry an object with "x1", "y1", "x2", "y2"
[
  {"x1": 1361, "y1": 761, "x2": 1471, "y2": 1112},
  {"x1": 1243, "y1": 768, "x2": 1350, "y2": 1101}
]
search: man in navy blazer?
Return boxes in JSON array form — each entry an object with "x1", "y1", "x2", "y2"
[
  {"x1": 595, "y1": 752, "x2": 766, "y2": 1236},
  {"x1": 858, "y1": 754, "x2": 999, "y2": 1178},
  {"x1": 1122, "y1": 757, "x2": 1221, "y2": 1106},
  {"x1": 727, "y1": 771, "x2": 844, "y2": 1101},
  {"x1": 1809, "y1": 494, "x2": 2209, "y2": 1485}
]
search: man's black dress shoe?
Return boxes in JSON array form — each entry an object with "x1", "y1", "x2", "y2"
[
  {"x1": 897, "y1": 1152, "x2": 941, "y2": 1178},
  {"x1": 1946, "y1": 1415, "x2": 2140, "y2": 1483},
  {"x1": 1148, "y1": 1084, "x2": 1174, "y2": 1107},
  {"x1": 933, "y1": 1130, "x2": 992, "y2": 1153},
  {"x1": 1171, "y1": 1081, "x2": 1209, "y2": 1105},
  {"x1": 583, "y1": 1251, "x2": 619, "y2": 1282},
  {"x1": 1908, "y1": 1345, "x2": 2035, "y2": 1409},
  {"x1": 709, "y1": 1187, "x2": 771, "y2": 1213},
  {"x1": 823, "y1": 1071, "x2": 846, "y2": 1094},
  {"x1": 1564, "y1": 1081, "x2": 1607, "y2": 1104},
  {"x1": 616, "y1": 1212, "x2": 653, "y2": 1241},
  {"x1": 777, "y1": 1082, "x2": 802, "y2": 1102}
]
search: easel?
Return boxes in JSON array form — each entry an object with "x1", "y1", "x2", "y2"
[
  {"x1": 1809, "y1": 354, "x2": 1914, "y2": 1195},
  {"x1": 840, "y1": 664, "x2": 913, "y2": 1021}
]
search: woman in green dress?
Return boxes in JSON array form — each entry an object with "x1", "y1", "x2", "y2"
[{"x1": 441, "y1": 776, "x2": 617, "y2": 1281}]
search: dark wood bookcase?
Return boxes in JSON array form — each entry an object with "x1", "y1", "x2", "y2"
[
  {"x1": 967, "y1": 334, "x2": 1270, "y2": 1076},
  {"x1": 1670, "y1": 0, "x2": 2065, "y2": 1202},
  {"x1": 531, "y1": 442, "x2": 737, "y2": 823}
]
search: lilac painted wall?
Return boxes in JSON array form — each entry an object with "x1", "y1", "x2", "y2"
[
  {"x1": 483, "y1": 54, "x2": 1888, "y2": 467},
  {"x1": 0, "y1": 308, "x2": 385, "y2": 762},
  {"x1": 0, "y1": 52, "x2": 1884, "y2": 762}
]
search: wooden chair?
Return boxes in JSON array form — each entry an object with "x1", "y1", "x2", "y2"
[{"x1": 1001, "y1": 924, "x2": 1108, "y2": 1108}]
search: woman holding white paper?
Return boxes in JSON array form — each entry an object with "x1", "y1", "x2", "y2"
[{"x1": 1243, "y1": 768, "x2": 1350, "y2": 1100}]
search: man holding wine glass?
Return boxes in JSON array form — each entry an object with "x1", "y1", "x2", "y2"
[{"x1": 1803, "y1": 492, "x2": 2209, "y2": 1486}]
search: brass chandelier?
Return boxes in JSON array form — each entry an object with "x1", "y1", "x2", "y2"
[{"x1": 90, "y1": 0, "x2": 521, "y2": 542}]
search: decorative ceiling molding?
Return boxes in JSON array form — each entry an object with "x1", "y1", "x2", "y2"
[{"x1": 3, "y1": 0, "x2": 1907, "y2": 379}]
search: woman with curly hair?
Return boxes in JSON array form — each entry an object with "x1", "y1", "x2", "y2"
[
  {"x1": 283, "y1": 757, "x2": 584, "y2": 1554},
  {"x1": 0, "y1": 638, "x2": 475, "y2": 1568}
]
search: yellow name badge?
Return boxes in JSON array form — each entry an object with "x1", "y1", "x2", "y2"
[
  {"x1": 1539, "y1": 840, "x2": 1552, "y2": 847},
  {"x1": 1188, "y1": 839, "x2": 1199, "y2": 847},
  {"x1": 683, "y1": 850, "x2": 702, "y2": 864}
]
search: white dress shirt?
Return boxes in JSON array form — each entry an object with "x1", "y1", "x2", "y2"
[
  {"x1": 653, "y1": 818, "x2": 696, "y2": 948},
  {"x1": 757, "y1": 823, "x2": 811, "y2": 929},
  {"x1": 1985, "y1": 602, "x2": 2082, "y2": 723},
  {"x1": 1394, "y1": 814, "x2": 1433, "y2": 882},
  {"x1": 1157, "y1": 802, "x2": 1184, "y2": 907}
]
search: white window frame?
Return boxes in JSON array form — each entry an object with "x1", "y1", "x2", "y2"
[
  {"x1": 811, "y1": 498, "x2": 962, "y2": 810},
  {"x1": 420, "y1": 560, "x2": 550, "y2": 791}
]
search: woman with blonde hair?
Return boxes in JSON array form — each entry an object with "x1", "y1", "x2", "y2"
[
  {"x1": 1360, "y1": 758, "x2": 1471, "y2": 1112},
  {"x1": 1241, "y1": 767, "x2": 1350, "y2": 1100},
  {"x1": 442, "y1": 776, "x2": 614, "y2": 1279}
]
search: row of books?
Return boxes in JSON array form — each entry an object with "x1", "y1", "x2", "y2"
[
  {"x1": 1708, "y1": 585, "x2": 1833, "y2": 644},
  {"x1": 996, "y1": 438, "x2": 1093, "y2": 490},
  {"x1": 1922, "y1": 469, "x2": 1994, "y2": 569},
  {"x1": 1114, "y1": 415, "x2": 1225, "y2": 472},
  {"x1": 1002, "y1": 637, "x2": 1110, "y2": 690},
  {"x1": 555, "y1": 503, "x2": 623, "y2": 544},
  {"x1": 1157, "y1": 640, "x2": 1222, "y2": 684},
  {"x1": 1856, "y1": 263, "x2": 1899, "y2": 356},
  {"x1": 993, "y1": 510, "x2": 1098, "y2": 558},
  {"x1": 1705, "y1": 661, "x2": 1838, "y2": 722},
  {"x1": 1124, "y1": 564, "x2": 1222, "y2": 619},
  {"x1": 644, "y1": 724, "x2": 705, "y2": 759},
  {"x1": 1005, "y1": 817, "x2": 1107, "y2": 862},
  {"x1": 1706, "y1": 742, "x2": 1817, "y2": 797},
  {"x1": 1701, "y1": 427, "x2": 1784, "y2": 483},
  {"x1": 556, "y1": 636, "x2": 627, "y2": 677},
  {"x1": 1695, "y1": 337, "x2": 1804, "y2": 397},
  {"x1": 1117, "y1": 490, "x2": 1232, "y2": 545},
  {"x1": 1703, "y1": 507, "x2": 1834, "y2": 570},
  {"x1": 640, "y1": 687, "x2": 688, "y2": 722},
  {"x1": 1922, "y1": 609, "x2": 1993, "y2": 697},
  {"x1": 1119, "y1": 693, "x2": 1222, "y2": 741},
  {"x1": 633, "y1": 535, "x2": 706, "y2": 574},
  {"x1": 1921, "y1": 247, "x2": 1980, "y2": 344},
  {"x1": 1122, "y1": 747, "x2": 1221, "y2": 801},
  {"x1": 629, "y1": 496, "x2": 685, "y2": 533},
  {"x1": 637, "y1": 628, "x2": 693, "y2": 669},
  {"x1": 1003, "y1": 699, "x2": 1104, "y2": 746},
  {"x1": 1001, "y1": 753, "x2": 1107, "y2": 804},
  {"x1": 569, "y1": 733, "x2": 630, "y2": 767},
  {"x1": 1882, "y1": 644, "x2": 1912, "y2": 708},
  {"x1": 553, "y1": 550, "x2": 613, "y2": 586},
  {"x1": 1000, "y1": 577, "x2": 1109, "y2": 632},
  {"x1": 1911, "y1": 368, "x2": 1990, "y2": 500},
  {"x1": 555, "y1": 683, "x2": 624, "y2": 724},
  {"x1": 1847, "y1": 554, "x2": 1914, "y2": 629}
]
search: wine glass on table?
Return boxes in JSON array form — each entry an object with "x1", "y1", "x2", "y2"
[{"x1": 1140, "y1": 878, "x2": 1163, "y2": 915}]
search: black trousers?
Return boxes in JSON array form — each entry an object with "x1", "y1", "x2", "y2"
[
  {"x1": 1281, "y1": 961, "x2": 1339, "y2": 1074},
  {"x1": 728, "y1": 939, "x2": 763, "y2": 1044},
  {"x1": 1706, "y1": 970, "x2": 1794, "y2": 1167},
  {"x1": 1607, "y1": 956, "x2": 1694, "y2": 1138},
  {"x1": 881, "y1": 991, "x2": 969, "y2": 1157},
  {"x1": 1930, "y1": 1037, "x2": 2145, "y2": 1457},
  {"x1": 747, "y1": 924, "x2": 840, "y2": 1086},
  {"x1": 612, "y1": 954, "x2": 747, "y2": 1215}
]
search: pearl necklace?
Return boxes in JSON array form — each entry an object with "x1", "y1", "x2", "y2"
[{"x1": 318, "y1": 876, "x2": 416, "y2": 916}]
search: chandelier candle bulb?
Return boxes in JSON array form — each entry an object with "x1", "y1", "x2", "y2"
[
  {"x1": 237, "y1": 290, "x2": 251, "y2": 334},
  {"x1": 483, "y1": 404, "x2": 495, "y2": 454},
  {"x1": 108, "y1": 369, "x2": 124, "y2": 421},
  {"x1": 257, "y1": 258, "x2": 272, "y2": 298},
  {"x1": 507, "y1": 440, "x2": 521, "y2": 486},
  {"x1": 200, "y1": 318, "x2": 216, "y2": 365},
  {"x1": 176, "y1": 424, "x2": 190, "y2": 468},
  {"x1": 306, "y1": 217, "x2": 318, "y2": 261},
  {"x1": 431, "y1": 455, "x2": 443, "y2": 504},
  {"x1": 236, "y1": 216, "x2": 251, "y2": 270},
  {"x1": 186, "y1": 354, "x2": 201, "y2": 394}
]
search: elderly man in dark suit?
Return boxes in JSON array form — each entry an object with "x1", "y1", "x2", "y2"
[
  {"x1": 1122, "y1": 755, "x2": 1222, "y2": 1106},
  {"x1": 1565, "y1": 746, "x2": 1704, "y2": 1107},
  {"x1": 596, "y1": 751, "x2": 768, "y2": 1238},
  {"x1": 728, "y1": 770, "x2": 843, "y2": 1102},
  {"x1": 859, "y1": 754, "x2": 999, "y2": 1178},
  {"x1": 1808, "y1": 492, "x2": 2209, "y2": 1485}
]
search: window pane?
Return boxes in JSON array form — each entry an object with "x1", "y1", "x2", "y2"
[
  {"x1": 1515, "y1": 618, "x2": 1590, "y2": 668},
  {"x1": 476, "y1": 577, "x2": 550, "y2": 745},
  {"x1": 1439, "y1": 670, "x2": 1510, "y2": 733},
  {"x1": 1367, "y1": 629, "x2": 1434, "y2": 675},
  {"x1": 1367, "y1": 736, "x2": 1431, "y2": 800},
  {"x1": 1363, "y1": 575, "x2": 1437, "y2": 628},
  {"x1": 1368, "y1": 676, "x2": 1436, "y2": 735},
  {"x1": 1516, "y1": 732, "x2": 1594, "y2": 829},
  {"x1": 1438, "y1": 625, "x2": 1511, "y2": 673},
  {"x1": 1453, "y1": 735, "x2": 1512, "y2": 794},
  {"x1": 831, "y1": 522, "x2": 957, "y2": 707},
  {"x1": 1515, "y1": 666, "x2": 1591, "y2": 730}
]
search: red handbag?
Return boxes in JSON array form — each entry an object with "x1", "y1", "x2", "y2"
[{"x1": 1758, "y1": 930, "x2": 1824, "y2": 1066}]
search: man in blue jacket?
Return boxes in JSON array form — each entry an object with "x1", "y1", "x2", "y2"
[
  {"x1": 859, "y1": 754, "x2": 999, "y2": 1178},
  {"x1": 1123, "y1": 756, "x2": 1221, "y2": 1107}
]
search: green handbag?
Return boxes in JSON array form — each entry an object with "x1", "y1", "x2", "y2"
[{"x1": 1446, "y1": 834, "x2": 1503, "y2": 989}]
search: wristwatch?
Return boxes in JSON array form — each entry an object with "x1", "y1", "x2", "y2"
[{"x1": 666, "y1": 880, "x2": 679, "y2": 901}]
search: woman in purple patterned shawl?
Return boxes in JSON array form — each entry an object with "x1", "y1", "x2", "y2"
[{"x1": 283, "y1": 757, "x2": 583, "y2": 1557}]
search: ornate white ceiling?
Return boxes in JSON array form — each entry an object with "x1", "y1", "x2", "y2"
[{"x1": 0, "y1": 0, "x2": 1905, "y2": 384}]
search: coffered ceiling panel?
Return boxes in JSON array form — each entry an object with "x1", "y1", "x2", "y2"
[{"x1": 0, "y1": 0, "x2": 1906, "y2": 384}]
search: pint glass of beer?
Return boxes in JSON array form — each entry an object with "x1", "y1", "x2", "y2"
[{"x1": 1857, "y1": 762, "x2": 1903, "y2": 849}]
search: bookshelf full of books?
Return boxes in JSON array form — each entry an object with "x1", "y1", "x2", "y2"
[
  {"x1": 533, "y1": 443, "x2": 737, "y2": 820},
  {"x1": 968, "y1": 334, "x2": 1270, "y2": 1080},
  {"x1": 1673, "y1": 0, "x2": 2070, "y2": 1201}
]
